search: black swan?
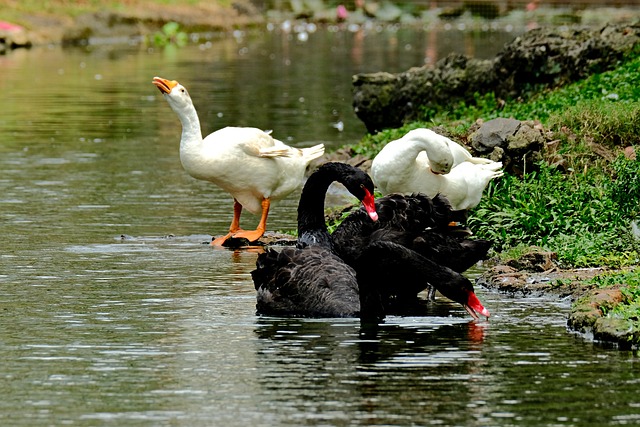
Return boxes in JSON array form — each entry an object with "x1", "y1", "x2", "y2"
[
  {"x1": 251, "y1": 162, "x2": 490, "y2": 321},
  {"x1": 251, "y1": 162, "x2": 377, "y2": 318}
]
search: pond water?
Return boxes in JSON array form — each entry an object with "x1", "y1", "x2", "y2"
[{"x1": 1, "y1": 25, "x2": 639, "y2": 426}]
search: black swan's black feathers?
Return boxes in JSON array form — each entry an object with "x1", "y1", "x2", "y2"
[
  {"x1": 251, "y1": 163, "x2": 491, "y2": 321},
  {"x1": 252, "y1": 246, "x2": 360, "y2": 318}
]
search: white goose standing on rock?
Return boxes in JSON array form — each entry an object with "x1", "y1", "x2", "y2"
[
  {"x1": 152, "y1": 77, "x2": 325, "y2": 246},
  {"x1": 371, "y1": 128, "x2": 503, "y2": 211}
]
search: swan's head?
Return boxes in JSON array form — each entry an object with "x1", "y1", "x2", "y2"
[
  {"x1": 152, "y1": 76, "x2": 194, "y2": 112},
  {"x1": 426, "y1": 143, "x2": 453, "y2": 175},
  {"x1": 333, "y1": 163, "x2": 378, "y2": 222},
  {"x1": 437, "y1": 277, "x2": 490, "y2": 320}
]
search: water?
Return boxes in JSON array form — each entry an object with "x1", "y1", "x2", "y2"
[{"x1": 1, "y1": 25, "x2": 638, "y2": 426}]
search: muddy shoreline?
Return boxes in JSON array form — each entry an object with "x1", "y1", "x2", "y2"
[{"x1": 1, "y1": 0, "x2": 264, "y2": 50}]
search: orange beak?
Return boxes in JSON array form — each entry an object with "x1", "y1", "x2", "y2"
[{"x1": 152, "y1": 76, "x2": 178, "y2": 94}]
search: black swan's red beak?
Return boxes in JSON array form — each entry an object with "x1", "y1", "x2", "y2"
[
  {"x1": 464, "y1": 290, "x2": 490, "y2": 320},
  {"x1": 362, "y1": 189, "x2": 378, "y2": 221}
]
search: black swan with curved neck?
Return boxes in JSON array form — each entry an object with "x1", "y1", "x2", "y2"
[
  {"x1": 251, "y1": 162, "x2": 377, "y2": 318},
  {"x1": 251, "y1": 162, "x2": 490, "y2": 320}
]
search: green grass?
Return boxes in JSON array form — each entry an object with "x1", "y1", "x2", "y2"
[{"x1": 470, "y1": 158, "x2": 640, "y2": 267}]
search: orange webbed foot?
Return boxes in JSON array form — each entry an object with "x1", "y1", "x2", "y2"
[
  {"x1": 230, "y1": 229, "x2": 265, "y2": 243},
  {"x1": 211, "y1": 232, "x2": 236, "y2": 246}
]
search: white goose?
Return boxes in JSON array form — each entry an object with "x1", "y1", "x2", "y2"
[
  {"x1": 152, "y1": 77, "x2": 325, "y2": 246},
  {"x1": 371, "y1": 128, "x2": 503, "y2": 211}
]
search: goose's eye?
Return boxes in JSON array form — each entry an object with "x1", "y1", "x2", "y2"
[{"x1": 181, "y1": 89, "x2": 185, "y2": 93}]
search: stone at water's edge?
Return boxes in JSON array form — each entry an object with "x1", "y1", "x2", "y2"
[
  {"x1": 0, "y1": 21, "x2": 31, "y2": 52},
  {"x1": 567, "y1": 287, "x2": 640, "y2": 350},
  {"x1": 352, "y1": 23, "x2": 640, "y2": 134},
  {"x1": 479, "y1": 263, "x2": 640, "y2": 349}
]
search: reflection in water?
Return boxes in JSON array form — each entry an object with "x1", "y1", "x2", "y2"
[{"x1": 251, "y1": 297, "x2": 639, "y2": 427}]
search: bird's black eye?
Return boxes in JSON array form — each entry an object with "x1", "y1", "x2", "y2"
[{"x1": 181, "y1": 88, "x2": 185, "y2": 93}]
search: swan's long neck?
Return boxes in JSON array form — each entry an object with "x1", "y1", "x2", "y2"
[
  {"x1": 297, "y1": 164, "x2": 353, "y2": 249},
  {"x1": 405, "y1": 137, "x2": 446, "y2": 162},
  {"x1": 297, "y1": 168, "x2": 334, "y2": 237}
]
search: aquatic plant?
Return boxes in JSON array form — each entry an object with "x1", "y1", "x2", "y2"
[{"x1": 150, "y1": 22, "x2": 188, "y2": 47}]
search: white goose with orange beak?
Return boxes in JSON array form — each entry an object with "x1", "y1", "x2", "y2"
[{"x1": 152, "y1": 77, "x2": 324, "y2": 246}]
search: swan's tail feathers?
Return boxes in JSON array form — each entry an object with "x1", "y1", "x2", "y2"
[
  {"x1": 487, "y1": 170, "x2": 504, "y2": 180},
  {"x1": 301, "y1": 143, "x2": 325, "y2": 162}
]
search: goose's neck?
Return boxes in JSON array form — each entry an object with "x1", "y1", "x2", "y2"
[{"x1": 175, "y1": 104, "x2": 204, "y2": 150}]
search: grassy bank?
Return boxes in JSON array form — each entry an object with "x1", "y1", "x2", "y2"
[{"x1": 353, "y1": 48, "x2": 640, "y2": 268}]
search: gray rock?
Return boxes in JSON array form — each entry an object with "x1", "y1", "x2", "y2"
[
  {"x1": 469, "y1": 118, "x2": 546, "y2": 175},
  {"x1": 352, "y1": 54, "x2": 493, "y2": 133},
  {"x1": 470, "y1": 117, "x2": 521, "y2": 153}
]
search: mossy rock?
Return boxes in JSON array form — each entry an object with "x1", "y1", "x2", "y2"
[{"x1": 568, "y1": 287, "x2": 639, "y2": 349}]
